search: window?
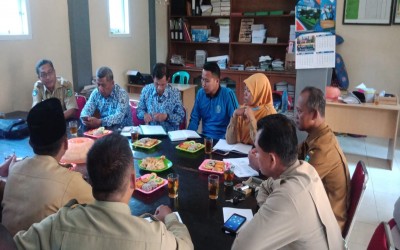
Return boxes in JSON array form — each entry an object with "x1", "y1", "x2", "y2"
[
  {"x1": 108, "y1": 0, "x2": 130, "y2": 37},
  {"x1": 0, "y1": 0, "x2": 31, "y2": 40}
]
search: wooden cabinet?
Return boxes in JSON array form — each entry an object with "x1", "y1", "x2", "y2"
[{"x1": 167, "y1": 0, "x2": 296, "y2": 104}]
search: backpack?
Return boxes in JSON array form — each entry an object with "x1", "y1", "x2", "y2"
[{"x1": 0, "y1": 119, "x2": 30, "y2": 139}]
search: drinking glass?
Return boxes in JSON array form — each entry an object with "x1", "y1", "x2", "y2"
[
  {"x1": 204, "y1": 137, "x2": 213, "y2": 154},
  {"x1": 69, "y1": 120, "x2": 78, "y2": 137},
  {"x1": 224, "y1": 165, "x2": 235, "y2": 186},
  {"x1": 208, "y1": 174, "x2": 219, "y2": 199},
  {"x1": 168, "y1": 173, "x2": 179, "y2": 198},
  {"x1": 130, "y1": 127, "x2": 139, "y2": 143}
]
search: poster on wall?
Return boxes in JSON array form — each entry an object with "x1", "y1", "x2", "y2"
[
  {"x1": 343, "y1": 0, "x2": 392, "y2": 24},
  {"x1": 295, "y1": 0, "x2": 336, "y2": 34},
  {"x1": 295, "y1": 32, "x2": 336, "y2": 69}
]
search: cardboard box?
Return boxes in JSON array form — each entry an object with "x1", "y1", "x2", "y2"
[
  {"x1": 285, "y1": 53, "x2": 295, "y2": 71},
  {"x1": 376, "y1": 95, "x2": 398, "y2": 105}
]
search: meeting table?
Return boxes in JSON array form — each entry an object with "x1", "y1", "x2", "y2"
[{"x1": 1, "y1": 116, "x2": 259, "y2": 250}]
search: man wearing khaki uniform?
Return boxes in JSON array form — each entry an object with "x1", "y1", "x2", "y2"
[
  {"x1": 296, "y1": 86, "x2": 351, "y2": 232},
  {"x1": 32, "y1": 59, "x2": 78, "y2": 120}
]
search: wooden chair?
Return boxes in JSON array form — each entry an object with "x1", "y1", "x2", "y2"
[
  {"x1": 343, "y1": 160, "x2": 369, "y2": 244},
  {"x1": 367, "y1": 218, "x2": 396, "y2": 250},
  {"x1": 171, "y1": 71, "x2": 190, "y2": 84}
]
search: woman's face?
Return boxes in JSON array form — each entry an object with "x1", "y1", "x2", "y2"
[{"x1": 243, "y1": 85, "x2": 253, "y2": 105}]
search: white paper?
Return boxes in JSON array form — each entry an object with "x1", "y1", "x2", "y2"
[
  {"x1": 168, "y1": 130, "x2": 201, "y2": 141},
  {"x1": 139, "y1": 125, "x2": 167, "y2": 135},
  {"x1": 213, "y1": 139, "x2": 252, "y2": 155},
  {"x1": 223, "y1": 158, "x2": 259, "y2": 178},
  {"x1": 223, "y1": 207, "x2": 253, "y2": 233}
]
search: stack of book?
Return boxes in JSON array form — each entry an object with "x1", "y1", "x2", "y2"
[
  {"x1": 211, "y1": 0, "x2": 221, "y2": 16},
  {"x1": 251, "y1": 24, "x2": 266, "y2": 44},
  {"x1": 220, "y1": 0, "x2": 230, "y2": 16}
]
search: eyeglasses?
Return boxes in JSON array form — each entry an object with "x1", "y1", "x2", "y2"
[{"x1": 39, "y1": 69, "x2": 54, "y2": 78}]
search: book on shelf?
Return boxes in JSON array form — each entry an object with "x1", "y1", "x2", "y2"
[
  {"x1": 139, "y1": 125, "x2": 167, "y2": 135},
  {"x1": 168, "y1": 130, "x2": 201, "y2": 141},
  {"x1": 183, "y1": 21, "x2": 192, "y2": 42},
  {"x1": 213, "y1": 139, "x2": 252, "y2": 154}
]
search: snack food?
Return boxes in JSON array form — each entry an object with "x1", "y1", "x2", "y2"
[
  {"x1": 140, "y1": 155, "x2": 166, "y2": 170},
  {"x1": 136, "y1": 173, "x2": 165, "y2": 192},
  {"x1": 203, "y1": 160, "x2": 225, "y2": 173},
  {"x1": 92, "y1": 127, "x2": 105, "y2": 136},
  {"x1": 178, "y1": 141, "x2": 204, "y2": 152},
  {"x1": 135, "y1": 137, "x2": 159, "y2": 147}
]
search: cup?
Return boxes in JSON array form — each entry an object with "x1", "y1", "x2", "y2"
[
  {"x1": 224, "y1": 165, "x2": 235, "y2": 186},
  {"x1": 204, "y1": 137, "x2": 213, "y2": 154},
  {"x1": 208, "y1": 174, "x2": 219, "y2": 199},
  {"x1": 130, "y1": 127, "x2": 139, "y2": 143},
  {"x1": 167, "y1": 173, "x2": 179, "y2": 198},
  {"x1": 69, "y1": 120, "x2": 78, "y2": 137}
]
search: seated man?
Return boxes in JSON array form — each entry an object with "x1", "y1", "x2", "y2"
[
  {"x1": 187, "y1": 62, "x2": 239, "y2": 139},
  {"x1": 137, "y1": 63, "x2": 185, "y2": 131},
  {"x1": 296, "y1": 86, "x2": 350, "y2": 232},
  {"x1": 32, "y1": 59, "x2": 78, "y2": 120},
  {"x1": 232, "y1": 114, "x2": 343, "y2": 250},
  {"x1": 80, "y1": 66, "x2": 132, "y2": 129},
  {"x1": 14, "y1": 134, "x2": 194, "y2": 250},
  {"x1": 2, "y1": 98, "x2": 94, "y2": 236}
]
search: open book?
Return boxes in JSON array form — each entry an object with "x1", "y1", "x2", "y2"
[
  {"x1": 168, "y1": 130, "x2": 201, "y2": 141},
  {"x1": 139, "y1": 125, "x2": 167, "y2": 135},
  {"x1": 213, "y1": 139, "x2": 252, "y2": 155}
]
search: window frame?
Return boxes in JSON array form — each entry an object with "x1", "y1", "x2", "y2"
[
  {"x1": 108, "y1": 0, "x2": 131, "y2": 37},
  {"x1": 0, "y1": 0, "x2": 32, "y2": 40}
]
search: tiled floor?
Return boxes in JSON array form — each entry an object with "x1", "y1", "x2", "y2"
[{"x1": 337, "y1": 135, "x2": 400, "y2": 249}]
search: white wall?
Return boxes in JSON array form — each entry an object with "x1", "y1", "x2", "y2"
[
  {"x1": 89, "y1": 0, "x2": 150, "y2": 87},
  {"x1": 336, "y1": 1, "x2": 400, "y2": 95},
  {"x1": 155, "y1": 3, "x2": 168, "y2": 63},
  {"x1": 0, "y1": 0, "x2": 72, "y2": 113}
]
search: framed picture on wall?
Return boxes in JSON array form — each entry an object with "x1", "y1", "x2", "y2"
[
  {"x1": 343, "y1": 0, "x2": 393, "y2": 25},
  {"x1": 393, "y1": 0, "x2": 400, "y2": 24}
]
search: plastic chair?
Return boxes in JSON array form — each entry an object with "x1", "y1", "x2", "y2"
[
  {"x1": 343, "y1": 160, "x2": 369, "y2": 244},
  {"x1": 75, "y1": 95, "x2": 87, "y2": 119},
  {"x1": 129, "y1": 100, "x2": 145, "y2": 126},
  {"x1": 171, "y1": 71, "x2": 190, "y2": 84},
  {"x1": 179, "y1": 107, "x2": 187, "y2": 130},
  {"x1": 367, "y1": 219, "x2": 396, "y2": 250}
]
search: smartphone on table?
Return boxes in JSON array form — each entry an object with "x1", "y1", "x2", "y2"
[
  {"x1": 213, "y1": 149, "x2": 229, "y2": 156},
  {"x1": 222, "y1": 213, "x2": 247, "y2": 234}
]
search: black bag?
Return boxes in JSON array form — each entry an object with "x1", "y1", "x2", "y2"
[{"x1": 0, "y1": 119, "x2": 30, "y2": 139}]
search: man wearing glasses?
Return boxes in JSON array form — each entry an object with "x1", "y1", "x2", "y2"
[
  {"x1": 188, "y1": 62, "x2": 239, "y2": 139},
  {"x1": 80, "y1": 66, "x2": 132, "y2": 129},
  {"x1": 32, "y1": 59, "x2": 78, "y2": 120}
]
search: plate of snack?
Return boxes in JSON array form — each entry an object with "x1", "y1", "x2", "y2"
[
  {"x1": 135, "y1": 173, "x2": 167, "y2": 194},
  {"x1": 84, "y1": 127, "x2": 112, "y2": 139},
  {"x1": 138, "y1": 155, "x2": 172, "y2": 172},
  {"x1": 198, "y1": 159, "x2": 226, "y2": 174},
  {"x1": 133, "y1": 137, "x2": 161, "y2": 149},
  {"x1": 176, "y1": 141, "x2": 205, "y2": 153}
]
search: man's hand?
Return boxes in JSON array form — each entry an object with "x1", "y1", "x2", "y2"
[
  {"x1": 153, "y1": 113, "x2": 168, "y2": 122},
  {"x1": 0, "y1": 155, "x2": 16, "y2": 177},
  {"x1": 82, "y1": 117, "x2": 101, "y2": 129},
  {"x1": 154, "y1": 204, "x2": 172, "y2": 222},
  {"x1": 248, "y1": 148, "x2": 259, "y2": 171},
  {"x1": 144, "y1": 113, "x2": 153, "y2": 124}
]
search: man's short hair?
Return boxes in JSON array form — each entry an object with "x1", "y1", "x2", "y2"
[
  {"x1": 35, "y1": 59, "x2": 54, "y2": 76},
  {"x1": 96, "y1": 66, "x2": 114, "y2": 81},
  {"x1": 256, "y1": 114, "x2": 298, "y2": 166},
  {"x1": 31, "y1": 135, "x2": 66, "y2": 156},
  {"x1": 203, "y1": 62, "x2": 220, "y2": 79},
  {"x1": 152, "y1": 63, "x2": 169, "y2": 79},
  {"x1": 301, "y1": 87, "x2": 326, "y2": 117},
  {"x1": 87, "y1": 134, "x2": 133, "y2": 200}
]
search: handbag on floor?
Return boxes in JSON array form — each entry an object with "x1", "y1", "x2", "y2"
[{"x1": 0, "y1": 118, "x2": 29, "y2": 139}]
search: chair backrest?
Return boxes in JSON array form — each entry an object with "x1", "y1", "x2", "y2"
[
  {"x1": 129, "y1": 100, "x2": 145, "y2": 126},
  {"x1": 171, "y1": 71, "x2": 190, "y2": 84},
  {"x1": 343, "y1": 160, "x2": 369, "y2": 243},
  {"x1": 367, "y1": 219, "x2": 396, "y2": 250},
  {"x1": 75, "y1": 95, "x2": 87, "y2": 119},
  {"x1": 179, "y1": 107, "x2": 187, "y2": 130}
]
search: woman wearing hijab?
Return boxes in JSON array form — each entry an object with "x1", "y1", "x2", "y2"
[{"x1": 225, "y1": 73, "x2": 276, "y2": 145}]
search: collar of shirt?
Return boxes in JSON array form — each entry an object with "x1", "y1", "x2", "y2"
[
  {"x1": 306, "y1": 122, "x2": 329, "y2": 143},
  {"x1": 108, "y1": 84, "x2": 119, "y2": 99},
  {"x1": 43, "y1": 78, "x2": 62, "y2": 94},
  {"x1": 206, "y1": 85, "x2": 221, "y2": 99}
]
